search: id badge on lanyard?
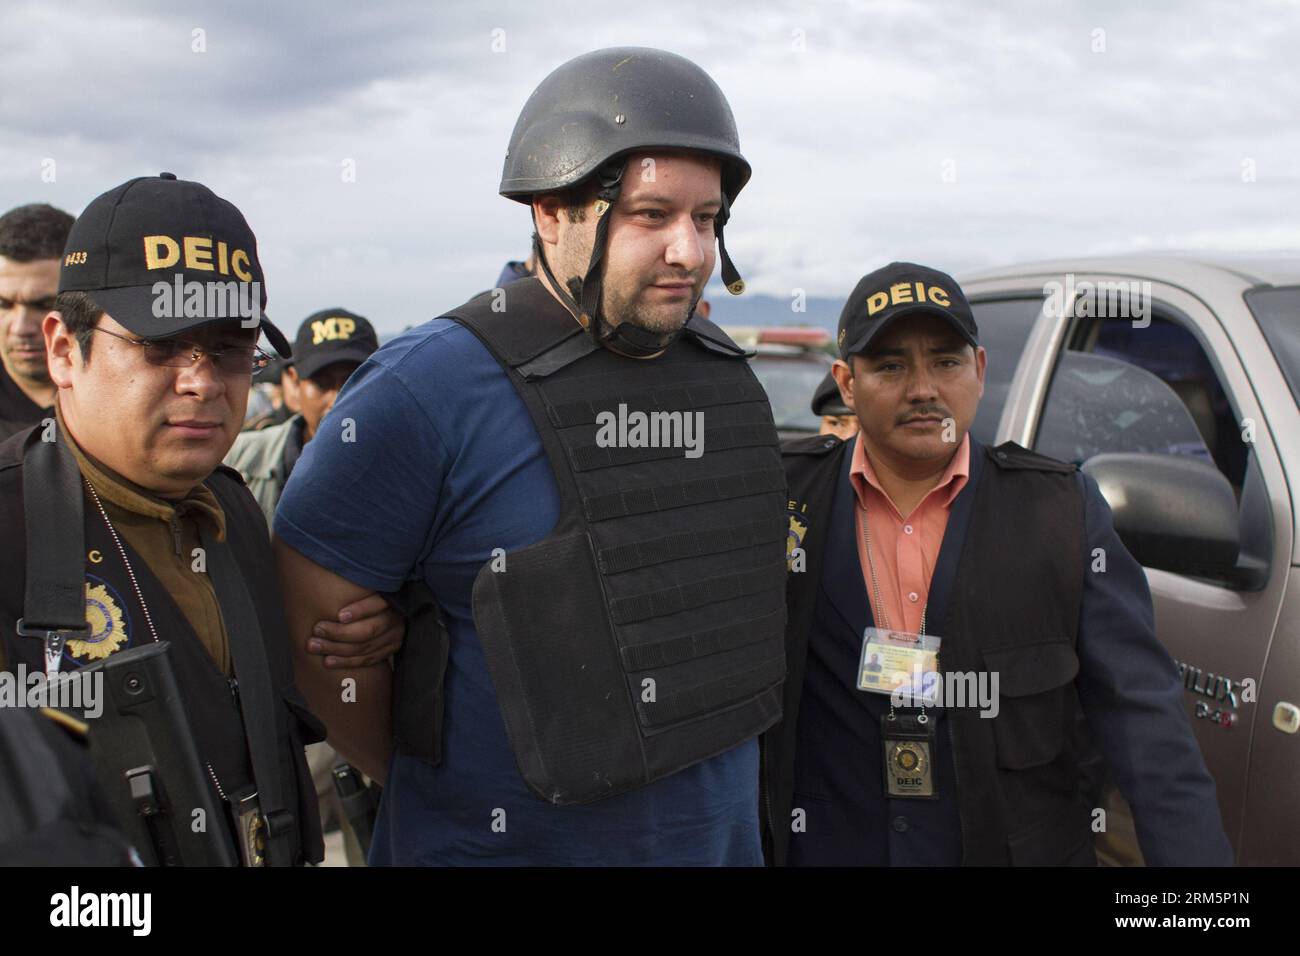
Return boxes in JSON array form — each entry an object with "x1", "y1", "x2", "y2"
[
  {"x1": 856, "y1": 504, "x2": 944, "y2": 798},
  {"x1": 857, "y1": 627, "x2": 941, "y2": 705},
  {"x1": 857, "y1": 628, "x2": 944, "y2": 800}
]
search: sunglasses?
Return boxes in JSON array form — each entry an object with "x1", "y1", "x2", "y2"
[{"x1": 92, "y1": 326, "x2": 271, "y2": 376}]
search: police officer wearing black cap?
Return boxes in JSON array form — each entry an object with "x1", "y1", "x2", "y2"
[
  {"x1": 811, "y1": 370, "x2": 859, "y2": 441},
  {"x1": 0, "y1": 173, "x2": 400, "y2": 866},
  {"x1": 764, "y1": 261, "x2": 1232, "y2": 866},
  {"x1": 275, "y1": 48, "x2": 787, "y2": 865},
  {"x1": 227, "y1": 308, "x2": 379, "y2": 527}
]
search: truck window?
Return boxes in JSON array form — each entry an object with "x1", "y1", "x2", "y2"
[
  {"x1": 1244, "y1": 286, "x2": 1300, "y2": 405},
  {"x1": 746, "y1": 353, "x2": 832, "y2": 434},
  {"x1": 1033, "y1": 351, "x2": 1210, "y2": 466},
  {"x1": 1033, "y1": 311, "x2": 1272, "y2": 589},
  {"x1": 1089, "y1": 317, "x2": 1247, "y2": 490},
  {"x1": 968, "y1": 297, "x2": 1043, "y2": 445}
]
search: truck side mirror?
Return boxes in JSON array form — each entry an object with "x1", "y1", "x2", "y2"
[{"x1": 1082, "y1": 453, "x2": 1239, "y2": 578}]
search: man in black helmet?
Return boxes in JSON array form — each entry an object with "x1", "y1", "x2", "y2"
[{"x1": 276, "y1": 47, "x2": 787, "y2": 865}]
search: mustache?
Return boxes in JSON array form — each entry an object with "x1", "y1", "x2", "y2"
[
  {"x1": 897, "y1": 404, "x2": 951, "y2": 425},
  {"x1": 647, "y1": 273, "x2": 701, "y2": 286}
]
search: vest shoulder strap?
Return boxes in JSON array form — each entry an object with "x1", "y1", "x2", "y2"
[
  {"x1": 447, "y1": 278, "x2": 587, "y2": 372},
  {"x1": 781, "y1": 434, "x2": 848, "y2": 521},
  {"x1": 195, "y1": 496, "x2": 296, "y2": 866},
  {"x1": 987, "y1": 440, "x2": 1078, "y2": 474},
  {"x1": 20, "y1": 428, "x2": 88, "y2": 638},
  {"x1": 681, "y1": 315, "x2": 751, "y2": 358},
  {"x1": 210, "y1": 462, "x2": 249, "y2": 488},
  {"x1": 782, "y1": 433, "x2": 845, "y2": 458},
  {"x1": 0, "y1": 424, "x2": 33, "y2": 475}
]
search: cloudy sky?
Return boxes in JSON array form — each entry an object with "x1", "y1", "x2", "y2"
[{"x1": 2, "y1": 0, "x2": 1297, "y2": 333}]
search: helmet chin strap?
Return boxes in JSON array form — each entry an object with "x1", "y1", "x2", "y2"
[
  {"x1": 531, "y1": 160, "x2": 746, "y2": 358},
  {"x1": 714, "y1": 191, "x2": 745, "y2": 296}
]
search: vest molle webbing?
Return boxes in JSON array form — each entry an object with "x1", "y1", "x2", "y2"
[{"x1": 449, "y1": 279, "x2": 788, "y2": 804}]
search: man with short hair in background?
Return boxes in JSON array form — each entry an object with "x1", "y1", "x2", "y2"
[{"x1": 0, "y1": 203, "x2": 74, "y2": 440}]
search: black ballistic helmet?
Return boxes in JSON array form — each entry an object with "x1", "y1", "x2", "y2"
[
  {"x1": 501, "y1": 48, "x2": 751, "y2": 355},
  {"x1": 500, "y1": 47, "x2": 751, "y2": 208}
]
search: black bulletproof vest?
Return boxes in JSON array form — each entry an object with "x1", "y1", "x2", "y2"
[
  {"x1": 787, "y1": 439, "x2": 965, "y2": 865},
  {"x1": 85, "y1": 500, "x2": 255, "y2": 797},
  {"x1": 769, "y1": 436, "x2": 1096, "y2": 865},
  {"x1": 447, "y1": 278, "x2": 788, "y2": 805},
  {"x1": 0, "y1": 428, "x2": 323, "y2": 865},
  {"x1": 939, "y1": 446, "x2": 1095, "y2": 865}
]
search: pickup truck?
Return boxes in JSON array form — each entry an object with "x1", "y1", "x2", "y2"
[{"x1": 959, "y1": 256, "x2": 1299, "y2": 865}]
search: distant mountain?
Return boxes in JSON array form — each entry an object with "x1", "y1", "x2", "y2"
[{"x1": 702, "y1": 288, "x2": 841, "y2": 332}]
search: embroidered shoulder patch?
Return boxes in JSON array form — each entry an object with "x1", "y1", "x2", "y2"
[{"x1": 66, "y1": 576, "x2": 131, "y2": 663}]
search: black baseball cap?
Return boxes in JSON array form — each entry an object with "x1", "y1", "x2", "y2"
[
  {"x1": 811, "y1": 370, "x2": 851, "y2": 417},
  {"x1": 836, "y1": 262, "x2": 978, "y2": 360},
  {"x1": 289, "y1": 308, "x2": 379, "y2": 380},
  {"x1": 58, "y1": 172, "x2": 291, "y2": 357}
]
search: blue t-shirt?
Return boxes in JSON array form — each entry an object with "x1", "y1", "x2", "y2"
[{"x1": 274, "y1": 319, "x2": 762, "y2": 866}]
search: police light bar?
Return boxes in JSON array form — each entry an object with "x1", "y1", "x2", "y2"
[{"x1": 757, "y1": 328, "x2": 830, "y2": 346}]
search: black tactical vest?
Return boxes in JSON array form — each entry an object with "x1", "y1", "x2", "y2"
[
  {"x1": 446, "y1": 278, "x2": 788, "y2": 805},
  {"x1": 0, "y1": 427, "x2": 324, "y2": 865}
]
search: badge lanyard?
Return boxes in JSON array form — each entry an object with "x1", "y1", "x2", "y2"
[
  {"x1": 861, "y1": 504, "x2": 927, "y2": 724},
  {"x1": 860, "y1": 502, "x2": 942, "y2": 800}
]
